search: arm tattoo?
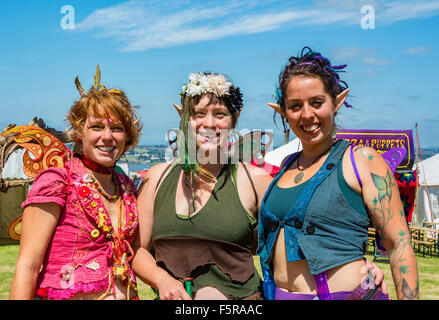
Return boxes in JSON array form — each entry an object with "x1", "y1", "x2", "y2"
[
  {"x1": 401, "y1": 278, "x2": 419, "y2": 300},
  {"x1": 369, "y1": 169, "x2": 418, "y2": 299},
  {"x1": 354, "y1": 146, "x2": 377, "y2": 160},
  {"x1": 369, "y1": 169, "x2": 396, "y2": 238}
]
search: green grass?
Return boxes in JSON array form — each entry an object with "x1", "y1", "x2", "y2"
[
  {"x1": 2, "y1": 245, "x2": 438, "y2": 300},
  {"x1": 363, "y1": 252, "x2": 439, "y2": 300},
  {"x1": 0, "y1": 245, "x2": 21, "y2": 300}
]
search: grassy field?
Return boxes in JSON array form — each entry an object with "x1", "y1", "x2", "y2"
[{"x1": 1, "y1": 244, "x2": 438, "y2": 300}]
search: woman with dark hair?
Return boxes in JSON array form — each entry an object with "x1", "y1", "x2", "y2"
[
  {"x1": 258, "y1": 47, "x2": 418, "y2": 300},
  {"x1": 132, "y1": 72, "x2": 273, "y2": 300},
  {"x1": 10, "y1": 66, "x2": 142, "y2": 300}
]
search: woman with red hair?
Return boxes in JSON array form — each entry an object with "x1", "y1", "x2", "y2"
[{"x1": 10, "y1": 66, "x2": 142, "y2": 300}]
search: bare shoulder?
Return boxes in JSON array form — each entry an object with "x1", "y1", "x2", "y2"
[
  {"x1": 350, "y1": 145, "x2": 389, "y2": 172},
  {"x1": 144, "y1": 161, "x2": 174, "y2": 181},
  {"x1": 238, "y1": 162, "x2": 273, "y2": 192},
  {"x1": 236, "y1": 162, "x2": 272, "y2": 216},
  {"x1": 240, "y1": 162, "x2": 271, "y2": 178},
  {"x1": 138, "y1": 161, "x2": 175, "y2": 195},
  {"x1": 351, "y1": 145, "x2": 381, "y2": 159}
]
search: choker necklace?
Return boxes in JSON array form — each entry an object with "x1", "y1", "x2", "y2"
[
  {"x1": 78, "y1": 153, "x2": 115, "y2": 175},
  {"x1": 294, "y1": 142, "x2": 335, "y2": 184}
]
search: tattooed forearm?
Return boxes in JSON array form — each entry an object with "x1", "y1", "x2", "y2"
[
  {"x1": 368, "y1": 169, "x2": 418, "y2": 299},
  {"x1": 401, "y1": 278, "x2": 419, "y2": 300},
  {"x1": 387, "y1": 229, "x2": 417, "y2": 299}
]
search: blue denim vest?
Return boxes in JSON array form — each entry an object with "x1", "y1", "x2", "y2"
[{"x1": 257, "y1": 140, "x2": 370, "y2": 299}]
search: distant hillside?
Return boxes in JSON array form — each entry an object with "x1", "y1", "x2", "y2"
[{"x1": 125, "y1": 144, "x2": 168, "y2": 164}]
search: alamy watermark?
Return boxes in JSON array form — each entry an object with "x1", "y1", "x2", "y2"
[
  {"x1": 60, "y1": 5, "x2": 75, "y2": 30},
  {"x1": 164, "y1": 128, "x2": 275, "y2": 171},
  {"x1": 361, "y1": 5, "x2": 375, "y2": 30}
]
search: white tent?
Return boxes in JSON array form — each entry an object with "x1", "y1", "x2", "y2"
[
  {"x1": 414, "y1": 153, "x2": 439, "y2": 228},
  {"x1": 1, "y1": 149, "x2": 28, "y2": 180},
  {"x1": 264, "y1": 138, "x2": 302, "y2": 168}
]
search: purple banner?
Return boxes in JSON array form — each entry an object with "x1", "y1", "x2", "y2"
[{"x1": 336, "y1": 129, "x2": 414, "y2": 170}]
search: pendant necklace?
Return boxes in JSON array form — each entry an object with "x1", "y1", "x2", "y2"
[
  {"x1": 183, "y1": 167, "x2": 219, "y2": 215},
  {"x1": 294, "y1": 142, "x2": 335, "y2": 184}
]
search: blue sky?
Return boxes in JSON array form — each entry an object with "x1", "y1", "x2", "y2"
[{"x1": 0, "y1": 0, "x2": 438, "y2": 148}]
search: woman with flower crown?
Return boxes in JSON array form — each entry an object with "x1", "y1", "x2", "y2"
[
  {"x1": 132, "y1": 72, "x2": 273, "y2": 300},
  {"x1": 257, "y1": 47, "x2": 418, "y2": 300},
  {"x1": 10, "y1": 66, "x2": 142, "y2": 300}
]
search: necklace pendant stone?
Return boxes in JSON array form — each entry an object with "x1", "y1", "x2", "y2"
[{"x1": 294, "y1": 171, "x2": 304, "y2": 184}]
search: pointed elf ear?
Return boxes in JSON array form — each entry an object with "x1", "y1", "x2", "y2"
[
  {"x1": 267, "y1": 103, "x2": 285, "y2": 118},
  {"x1": 173, "y1": 104, "x2": 183, "y2": 117},
  {"x1": 335, "y1": 88, "x2": 349, "y2": 113}
]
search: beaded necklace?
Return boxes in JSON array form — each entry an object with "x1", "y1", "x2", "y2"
[{"x1": 92, "y1": 176, "x2": 120, "y2": 201}]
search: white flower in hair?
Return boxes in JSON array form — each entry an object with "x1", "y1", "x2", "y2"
[
  {"x1": 209, "y1": 73, "x2": 232, "y2": 96},
  {"x1": 182, "y1": 72, "x2": 232, "y2": 97}
]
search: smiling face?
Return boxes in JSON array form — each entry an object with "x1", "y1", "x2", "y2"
[
  {"x1": 284, "y1": 75, "x2": 339, "y2": 148},
  {"x1": 189, "y1": 95, "x2": 234, "y2": 156},
  {"x1": 79, "y1": 112, "x2": 127, "y2": 167}
]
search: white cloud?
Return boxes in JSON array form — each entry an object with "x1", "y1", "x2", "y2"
[
  {"x1": 121, "y1": 10, "x2": 320, "y2": 52},
  {"x1": 332, "y1": 47, "x2": 375, "y2": 61},
  {"x1": 313, "y1": 0, "x2": 384, "y2": 11},
  {"x1": 404, "y1": 46, "x2": 432, "y2": 54},
  {"x1": 331, "y1": 47, "x2": 392, "y2": 68},
  {"x1": 380, "y1": 0, "x2": 439, "y2": 23},
  {"x1": 363, "y1": 57, "x2": 393, "y2": 66},
  {"x1": 76, "y1": 1, "x2": 329, "y2": 52},
  {"x1": 75, "y1": 0, "x2": 439, "y2": 52}
]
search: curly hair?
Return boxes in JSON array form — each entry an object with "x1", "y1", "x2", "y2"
[
  {"x1": 275, "y1": 47, "x2": 351, "y2": 130},
  {"x1": 66, "y1": 89, "x2": 142, "y2": 154}
]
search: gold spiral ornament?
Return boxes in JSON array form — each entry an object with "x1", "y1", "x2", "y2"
[{"x1": 2, "y1": 125, "x2": 70, "y2": 178}]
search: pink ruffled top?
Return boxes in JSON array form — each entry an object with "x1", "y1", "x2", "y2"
[{"x1": 22, "y1": 155, "x2": 138, "y2": 300}]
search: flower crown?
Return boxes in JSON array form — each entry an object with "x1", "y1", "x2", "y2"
[{"x1": 181, "y1": 72, "x2": 233, "y2": 98}]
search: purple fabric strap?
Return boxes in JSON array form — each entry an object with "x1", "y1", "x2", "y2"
[
  {"x1": 350, "y1": 145, "x2": 362, "y2": 189},
  {"x1": 314, "y1": 272, "x2": 331, "y2": 300}
]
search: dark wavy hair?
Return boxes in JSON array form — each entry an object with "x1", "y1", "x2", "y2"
[{"x1": 275, "y1": 47, "x2": 351, "y2": 131}]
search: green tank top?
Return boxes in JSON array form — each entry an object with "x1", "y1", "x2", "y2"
[{"x1": 152, "y1": 163, "x2": 261, "y2": 298}]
